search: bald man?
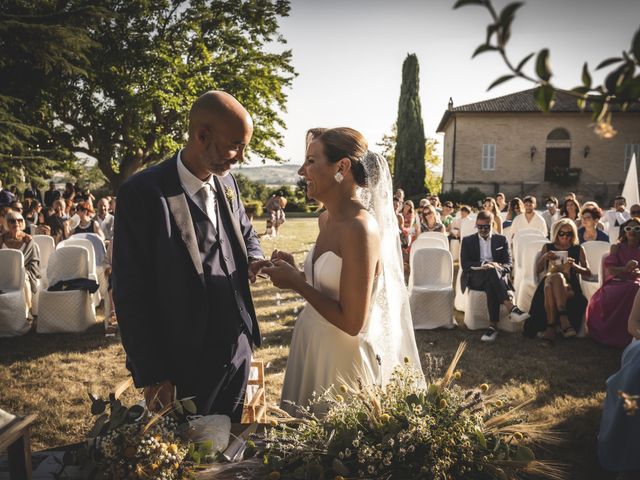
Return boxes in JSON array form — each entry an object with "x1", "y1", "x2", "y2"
[{"x1": 113, "y1": 91, "x2": 269, "y2": 421}]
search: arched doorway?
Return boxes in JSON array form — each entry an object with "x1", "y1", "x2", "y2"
[{"x1": 545, "y1": 128, "x2": 571, "y2": 181}]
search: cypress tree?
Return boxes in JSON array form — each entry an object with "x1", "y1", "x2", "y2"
[{"x1": 393, "y1": 54, "x2": 426, "y2": 196}]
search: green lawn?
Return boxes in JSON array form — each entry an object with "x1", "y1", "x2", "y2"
[{"x1": 0, "y1": 217, "x2": 623, "y2": 479}]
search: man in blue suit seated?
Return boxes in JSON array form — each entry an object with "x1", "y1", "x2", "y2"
[
  {"x1": 113, "y1": 91, "x2": 271, "y2": 421},
  {"x1": 460, "y1": 210, "x2": 529, "y2": 342}
]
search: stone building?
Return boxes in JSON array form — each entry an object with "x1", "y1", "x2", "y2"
[{"x1": 437, "y1": 89, "x2": 640, "y2": 204}]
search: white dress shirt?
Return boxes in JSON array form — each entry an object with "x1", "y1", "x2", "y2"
[
  {"x1": 479, "y1": 233, "x2": 493, "y2": 264},
  {"x1": 97, "y1": 213, "x2": 115, "y2": 241},
  {"x1": 176, "y1": 149, "x2": 217, "y2": 229},
  {"x1": 541, "y1": 210, "x2": 561, "y2": 232},
  {"x1": 509, "y1": 211, "x2": 548, "y2": 240}
]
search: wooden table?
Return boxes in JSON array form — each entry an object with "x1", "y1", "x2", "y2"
[{"x1": 0, "y1": 414, "x2": 37, "y2": 480}]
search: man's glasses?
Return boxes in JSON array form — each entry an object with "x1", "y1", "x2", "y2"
[
  {"x1": 7, "y1": 218, "x2": 24, "y2": 225},
  {"x1": 631, "y1": 211, "x2": 640, "y2": 216},
  {"x1": 557, "y1": 231, "x2": 574, "y2": 238},
  {"x1": 624, "y1": 226, "x2": 640, "y2": 232},
  {"x1": 476, "y1": 224, "x2": 491, "y2": 230}
]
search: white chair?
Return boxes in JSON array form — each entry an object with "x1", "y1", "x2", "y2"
[
  {"x1": 515, "y1": 239, "x2": 549, "y2": 312},
  {"x1": 410, "y1": 236, "x2": 447, "y2": 266},
  {"x1": 33, "y1": 235, "x2": 55, "y2": 288},
  {"x1": 580, "y1": 241, "x2": 611, "y2": 300},
  {"x1": 409, "y1": 248, "x2": 454, "y2": 329},
  {"x1": 36, "y1": 246, "x2": 97, "y2": 333},
  {"x1": 449, "y1": 238, "x2": 460, "y2": 262},
  {"x1": 513, "y1": 232, "x2": 546, "y2": 286},
  {"x1": 58, "y1": 237, "x2": 103, "y2": 306},
  {"x1": 463, "y1": 290, "x2": 513, "y2": 331},
  {"x1": 417, "y1": 231, "x2": 448, "y2": 244},
  {"x1": 0, "y1": 250, "x2": 30, "y2": 337},
  {"x1": 459, "y1": 217, "x2": 476, "y2": 239},
  {"x1": 454, "y1": 268, "x2": 466, "y2": 312}
]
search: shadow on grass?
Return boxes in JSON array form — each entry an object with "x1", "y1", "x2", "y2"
[{"x1": 0, "y1": 323, "x2": 119, "y2": 364}]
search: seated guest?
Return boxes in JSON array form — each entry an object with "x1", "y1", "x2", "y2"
[
  {"x1": 598, "y1": 290, "x2": 640, "y2": 477},
  {"x1": 73, "y1": 201, "x2": 104, "y2": 239},
  {"x1": 586, "y1": 218, "x2": 640, "y2": 348},
  {"x1": 44, "y1": 181, "x2": 61, "y2": 208},
  {"x1": 441, "y1": 201, "x2": 455, "y2": 228},
  {"x1": 460, "y1": 211, "x2": 529, "y2": 342},
  {"x1": 402, "y1": 200, "x2": 418, "y2": 244},
  {"x1": 0, "y1": 210, "x2": 40, "y2": 310},
  {"x1": 34, "y1": 211, "x2": 51, "y2": 236},
  {"x1": 503, "y1": 197, "x2": 523, "y2": 228},
  {"x1": 23, "y1": 200, "x2": 42, "y2": 227},
  {"x1": 561, "y1": 197, "x2": 581, "y2": 227},
  {"x1": 541, "y1": 196, "x2": 561, "y2": 233},
  {"x1": 448, "y1": 205, "x2": 471, "y2": 239},
  {"x1": 482, "y1": 197, "x2": 503, "y2": 234},
  {"x1": 509, "y1": 195, "x2": 548, "y2": 240},
  {"x1": 496, "y1": 192, "x2": 508, "y2": 213},
  {"x1": 419, "y1": 204, "x2": 445, "y2": 234},
  {"x1": 46, "y1": 199, "x2": 70, "y2": 243},
  {"x1": 525, "y1": 219, "x2": 590, "y2": 342},
  {"x1": 578, "y1": 206, "x2": 609, "y2": 243},
  {"x1": 95, "y1": 197, "x2": 114, "y2": 242}
]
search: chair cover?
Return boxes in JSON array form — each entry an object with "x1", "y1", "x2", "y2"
[
  {"x1": 454, "y1": 268, "x2": 466, "y2": 312},
  {"x1": 0, "y1": 249, "x2": 29, "y2": 337},
  {"x1": 459, "y1": 217, "x2": 476, "y2": 238},
  {"x1": 581, "y1": 246, "x2": 610, "y2": 301},
  {"x1": 463, "y1": 290, "x2": 514, "y2": 331},
  {"x1": 416, "y1": 231, "x2": 448, "y2": 245},
  {"x1": 449, "y1": 238, "x2": 460, "y2": 262},
  {"x1": 410, "y1": 236, "x2": 448, "y2": 266},
  {"x1": 58, "y1": 237, "x2": 103, "y2": 306},
  {"x1": 515, "y1": 239, "x2": 549, "y2": 312},
  {"x1": 513, "y1": 233, "x2": 546, "y2": 285},
  {"x1": 37, "y1": 246, "x2": 97, "y2": 333},
  {"x1": 409, "y1": 248, "x2": 454, "y2": 329},
  {"x1": 33, "y1": 235, "x2": 55, "y2": 288}
]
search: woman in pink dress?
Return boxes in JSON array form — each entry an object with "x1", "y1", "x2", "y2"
[{"x1": 586, "y1": 218, "x2": 640, "y2": 348}]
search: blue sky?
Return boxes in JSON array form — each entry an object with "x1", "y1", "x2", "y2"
[{"x1": 241, "y1": 0, "x2": 640, "y2": 168}]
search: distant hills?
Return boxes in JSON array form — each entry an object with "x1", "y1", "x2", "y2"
[{"x1": 235, "y1": 164, "x2": 301, "y2": 186}]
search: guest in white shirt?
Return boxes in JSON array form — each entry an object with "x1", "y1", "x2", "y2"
[
  {"x1": 96, "y1": 198, "x2": 115, "y2": 241},
  {"x1": 509, "y1": 195, "x2": 548, "y2": 240},
  {"x1": 603, "y1": 196, "x2": 631, "y2": 241},
  {"x1": 541, "y1": 196, "x2": 561, "y2": 234}
]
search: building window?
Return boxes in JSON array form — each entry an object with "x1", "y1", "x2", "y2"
[
  {"x1": 625, "y1": 144, "x2": 640, "y2": 171},
  {"x1": 482, "y1": 144, "x2": 496, "y2": 171}
]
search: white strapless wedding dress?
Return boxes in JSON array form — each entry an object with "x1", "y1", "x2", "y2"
[{"x1": 280, "y1": 246, "x2": 380, "y2": 416}]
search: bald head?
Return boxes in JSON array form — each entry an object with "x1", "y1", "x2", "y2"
[{"x1": 188, "y1": 91, "x2": 252, "y2": 138}]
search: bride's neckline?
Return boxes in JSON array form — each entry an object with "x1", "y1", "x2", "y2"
[{"x1": 311, "y1": 246, "x2": 342, "y2": 267}]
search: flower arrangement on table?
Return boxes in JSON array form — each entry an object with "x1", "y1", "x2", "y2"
[{"x1": 260, "y1": 343, "x2": 564, "y2": 480}]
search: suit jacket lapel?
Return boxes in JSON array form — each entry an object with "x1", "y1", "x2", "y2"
[
  {"x1": 162, "y1": 155, "x2": 205, "y2": 283},
  {"x1": 214, "y1": 176, "x2": 248, "y2": 259}
]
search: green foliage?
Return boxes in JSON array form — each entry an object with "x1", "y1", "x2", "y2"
[
  {"x1": 424, "y1": 138, "x2": 442, "y2": 195},
  {"x1": 455, "y1": 0, "x2": 640, "y2": 136},
  {"x1": 1, "y1": 0, "x2": 296, "y2": 190},
  {"x1": 235, "y1": 173, "x2": 270, "y2": 204},
  {"x1": 440, "y1": 187, "x2": 486, "y2": 207},
  {"x1": 0, "y1": 2, "x2": 106, "y2": 183},
  {"x1": 377, "y1": 123, "x2": 397, "y2": 175},
  {"x1": 393, "y1": 54, "x2": 426, "y2": 197}
]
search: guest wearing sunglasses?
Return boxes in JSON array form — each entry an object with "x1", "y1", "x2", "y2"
[
  {"x1": 419, "y1": 204, "x2": 445, "y2": 234},
  {"x1": 524, "y1": 219, "x2": 590, "y2": 342},
  {"x1": 460, "y1": 211, "x2": 529, "y2": 343},
  {"x1": 0, "y1": 210, "x2": 40, "y2": 311},
  {"x1": 586, "y1": 218, "x2": 640, "y2": 348}
]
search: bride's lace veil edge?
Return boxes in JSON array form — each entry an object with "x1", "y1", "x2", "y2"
[{"x1": 356, "y1": 151, "x2": 424, "y2": 385}]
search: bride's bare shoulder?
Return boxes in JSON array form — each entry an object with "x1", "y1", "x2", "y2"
[{"x1": 342, "y1": 210, "x2": 380, "y2": 244}]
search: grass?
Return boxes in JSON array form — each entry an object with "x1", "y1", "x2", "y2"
[{"x1": 0, "y1": 217, "x2": 624, "y2": 479}]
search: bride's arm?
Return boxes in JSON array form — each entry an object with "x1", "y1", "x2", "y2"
[{"x1": 265, "y1": 216, "x2": 379, "y2": 336}]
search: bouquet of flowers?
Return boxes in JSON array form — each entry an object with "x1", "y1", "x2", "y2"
[
  {"x1": 261, "y1": 343, "x2": 564, "y2": 480},
  {"x1": 63, "y1": 386, "x2": 220, "y2": 480}
]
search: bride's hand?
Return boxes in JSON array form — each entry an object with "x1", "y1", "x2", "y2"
[
  {"x1": 262, "y1": 259, "x2": 302, "y2": 290},
  {"x1": 270, "y1": 249, "x2": 296, "y2": 268}
]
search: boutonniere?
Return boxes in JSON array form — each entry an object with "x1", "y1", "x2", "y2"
[{"x1": 224, "y1": 185, "x2": 235, "y2": 211}]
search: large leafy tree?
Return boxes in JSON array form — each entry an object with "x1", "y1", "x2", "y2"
[
  {"x1": 393, "y1": 53, "x2": 426, "y2": 197},
  {"x1": 0, "y1": 1, "x2": 107, "y2": 184},
  {"x1": 2, "y1": 0, "x2": 296, "y2": 191},
  {"x1": 55, "y1": 0, "x2": 296, "y2": 190}
]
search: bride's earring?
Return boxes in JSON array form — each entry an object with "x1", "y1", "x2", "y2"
[{"x1": 334, "y1": 171, "x2": 344, "y2": 183}]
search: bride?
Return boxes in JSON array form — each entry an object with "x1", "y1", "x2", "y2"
[{"x1": 263, "y1": 127, "x2": 422, "y2": 415}]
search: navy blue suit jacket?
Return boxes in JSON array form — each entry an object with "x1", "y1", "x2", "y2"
[
  {"x1": 112, "y1": 153, "x2": 263, "y2": 387},
  {"x1": 460, "y1": 233, "x2": 512, "y2": 292}
]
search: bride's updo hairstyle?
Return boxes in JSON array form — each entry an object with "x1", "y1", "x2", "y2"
[{"x1": 312, "y1": 127, "x2": 369, "y2": 187}]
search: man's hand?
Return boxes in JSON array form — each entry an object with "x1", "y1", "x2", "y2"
[
  {"x1": 248, "y1": 258, "x2": 273, "y2": 283},
  {"x1": 143, "y1": 380, "x2": 174, "y2": 413},
  {"x1": 270, "y1": 249, "x2": 296, "y2": 268}
]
